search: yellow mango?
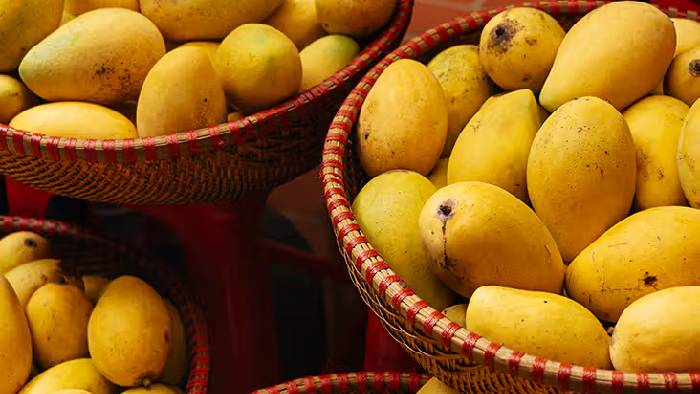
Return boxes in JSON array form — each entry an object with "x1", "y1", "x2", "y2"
[
  {"x1": 266, "y1": 0, "x2": 326, "y2": 49},
  {"x1": 299, "y1": 35, "x2": 360, "y2": 92},
  {"x1": 427, "y1": 45, "x2": 492, "y2": 156},
  {"x1": 666, "y1": 46, "x2": 700, "y2": 106},
  {"x1": 316, "y1": 0, "x2": 395, "y2": 38},
  {"x1": 137, "y1": 46, "x2": 227, "y2": 137},
  {"x1": 417, "y1": 377, "x2": 457, "y2": 394},
  {"x1": 52, "y1": 390, "x2": 92, "y2": 394},
  {"x1": 11, "y1": 102, "x2": 137, "y2": 139},
  {"x1": 419, "y1": 182, "x2": 564, "y2": 298},
  {"x1": 611, "y1": 286, "x2": 700, "y2": 372},
  {"x1": 0, "y1": 75, "x2": 37, "y2": 124},
  {"x1": 527, "y1": 97, "x2": 636, "y2": 262},
  {"x1": 65, "y1": 0, "x2": 140, "y2": 15},
  {"x1": 0, "y1": 231, "x2": 50, "y2": 274},
  {"x1": 540, "y1": 2, "x2": 675, "y2": 111},
  {"x1": 19, "y1": 358, "x2": 116, "y2": 394},
  {"x1": 467, "y1": 286, "x2": 611, "y2": 369},
  {"x1": 441, "y1": 304, "x2": 466, "y2": 328},
  {"x1": 159, "y1": 300, "x2": 188, "y2": 386},
  {"x1": 448, "y1": 89, "x2": 541, "y2": 202},
  {"x1": 479, "y1": 7, "x2": 564, "y2": 91},
  {"x1": 82, "y1": 275, "x2": 111, "y2": 304},
  {"x1": 358, "y1": 59, "x2": 448, "y2": 177},
  {"x1": 428, "y1": 158, "x2": 448, "y2": 189},
  {"x1": 352, "y1": 171, "x2": 455, "y2": 310},
  {"x1": 140, "y1": 0, "x2": 283, "y2": 41},
  {"x1": 0, "y1": 275, "x2": 33, "y2": 394},
  {"x1": 5, "y1": 259, "x2": 81, "y2": 309},
  {"x1": 182, "y1": 42, "x2": 219, "y2": 65},
  {"x1": 216, "y1": 24, "x2": 301, "y2": 113},
  {"x1": 567, "y1": 206, "x2": 700, "y2": 322},
  {"x1": 679, "y1": 98, "x2": 700, "y2": 207},
  {"x1": 20, "y1": 8, "x2": 165, "y2": 105},
  {"x1": 0, "y1": 0, "x2": 63, "y2": 72},
  {"x1": 623, "y1": 95, "x2": 688, "y2": 209},
  {"x1": 121, "y1": 384, "x2": 183, "y2": 394},
  {"x1": 672, "y1": 18, "x2": 700, "y2": 56}
]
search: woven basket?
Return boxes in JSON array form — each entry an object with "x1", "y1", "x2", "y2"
[
  {"x1": 0, "y1": 216, "x2": 209, "y2": 393},
  {"x1": 252, "y1": 372, "x2": 430, "y2": 394},
  {"x1": 321, "y1": 2, "x2": 700, "y2": 393},
  {"x1": 0, "y1": 1, "x2": 413, "y2": 205}
]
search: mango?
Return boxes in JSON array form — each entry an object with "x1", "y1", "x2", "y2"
[
  {"x1": 299, "y1": 35, "x2": 360, "y2": 92},
  {"x1": 441, "y1": 304, "x2": 466, "y2": 328},
  {"x1": 417, "y1": 377, "x2": 457, "y2": 394},
  {"x1": 19, "y1": 8, "x2": 165, "y2": 105},
  {"x1": 27, "y1": 284, "x2": 93, "y2": 369},
  {"x1": 19, "y1": 358, "x2": 116, "y2": 394},
  {"x1": 82, "y1": 275, "x2": 111, "y2": 304},
  {"x1": 623, "y1": 95, "x2": 688, "y2": 209},
  {"x1": 316, "y1": 0, "x2": 395, "y2": 38},
  {"x1": 0, "y1": 275, "x2": 33, "y2": 394},
  {"x1": 680, "y1": 99, "x2": 700, "y2": 207},
  {"x1": 0, "y1": 0, "x2": 63, "y2": 71},
  {"x1": 467, "y1": 286, "x2": 611, "y2": 369},
  {"x1": 539, "y1": 2, "x2": 675, "y2": 111},
  {"x1": 182, "y1": 42, "x2": 219, "y2": 65},
  {"x1": 666, "y1": 46, "x2": 700, "y2": 105},
  {"x1": 137, "y1": 46, "x2": 227, "y2": 137},
  {"x1": 65, "y1": 0, "x2": 140, "y2": 15},
  {"x1": 428, "y1": 158, "x2": 449, "y2": 189},
  {"x1": 352, "y1": 171, "x2": 455, "y2": 309},
  {"x1": 266, "y1": 0, "x2": 326, "y2": 49},
  {"x1": 140, "y1": 0, "x2": 283, "y2": 41},
  {"x1": 566, "y1": 206, "x2": 700, "y2": 322},
  {"x1": 479, "y1": 8, "x2": 564, "y2": 91},
  {"x1": 60, "y1": 11, "x2": 76, "y2": 25},
  {"x1": 52, "y1": 390, "x2": 92, "y2": 394},
  {"x1": 88, "y1": 276, "x2": 171, "y2": 387},
  {"x1": 427, "y1": 45, "x2": 492, "y2": 156},
  {"x1": 358, "y1": 59, "x2": 448, "y2": 177},
  {"x1": 527, "y1": 96, "x2": 636, "y2": 262},
  {"x1": 672, "y1": 18, "x2": 700, "y2": 56},
  {"x1": 11, "y1": 102, "x2": 137, "y2": 139},
  {"x1": 611, "y1": 286, "x2": 700, "y2": 372},
  {"x1": 216, "y1": 24, "x2": 301, "y2": 113},
  {"x1": 0, "y1": 75, "x2": 37, "y2": 124},
  {"x1": 121, "y1": 384, "x2": 183, "y2": 394},
  {"x1": 448, "y1": 89, "x2": 541, "y2": 202},
  {"x1": 159, "y1": 300, "x2": 188, "y2": 386},
  {"x1": 0, "y1": 231, "x2": 50, "y2": 273},
  {"x1": 419, "y1": 182, "x2": 564, "y2": 298},
  {"x1": 5, "y1": 259, "x2": 81, "y2": 308}
]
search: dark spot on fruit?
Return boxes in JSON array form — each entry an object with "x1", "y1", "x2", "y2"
[
  {"x1": 543, "y1": 300, "x2": 548, "y2": 303},
  {"x1": 437, "y1": 199, "x2": 455, "y2": 220},
  {"x1": 363, "y1": 132, "x2": 369, "y2": 140},
  {"x1": 525, "y1": 37, "x2": 537, "y2": 46},
  {"x1": 643, "y1": 274, "x2": 657, "y2": 286},
  {"x1": 204, "y1": 98, "x2": 208, "y2": 103},
  {"x1": 690, "y1": 59, "x2": 700, "y2": 77},
  {"x1": 521, "y1": 74, "x2": 532, "y2": 82},
  {"x1": 657, "y1": 168, "x2": 664, "y2": 180},
  {"x1": 24, "y1": 238, "x2": 37, "y2": 248},
  {"x1": 488, "y1": 20, "x2": 521, "y2": 53}
]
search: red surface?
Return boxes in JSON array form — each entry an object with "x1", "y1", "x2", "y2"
[{"x1": 363, "y1": 313, "x2": 417, "y2": 372}]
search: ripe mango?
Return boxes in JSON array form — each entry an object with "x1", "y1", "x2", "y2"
[
  {"x1": 666, "y1": 46, "x2": 700, "y2": 106},
  {"x1": 159, "y1": 300, "x2": 188, "y2": 386},
  {"x1": 467, "y1": 286, "x2": 611, "y2": 369},
  {"x1": 0, "y1": 0, "x2": 63, "y2": 71},
  {"x1": 65, "y1": 0, "x2": 140, "y2": 15},
  {"x1": 479, "y1": 8, "x2": 564, "y2": 91},
  {"x1": 19, "y1": 8, "x2": 165, "y2": 105},
  {"x1": 611, "y1": 286, "x2": 700, "y2": 372},
  {"x1": 417, "y1": 377, "x2": 457, "y2": 394},
  {"x1": 5, "y1": 259, "x2": 80, "y2": 308},
  {"x1": 672, "y1": 18, "x2": 700, "y2": 56},
  {"x1": 566, "y1": 206, "x2": 700, "y2": 322},
  {"x1": 0, "y1": 231, "x2": 50, "y2": 274},
  {"x1": 679, "y1": 98, "x2": 700, "y2": 207},
  {"x1": 19, "y1": 358, "x2": 116, "y2": 394},
  {"x1": 448, "y1": 89, "x2": 541, "y2": 202},
  {"x1": 0, "y1": 75, "x2": 37, "y2": 124},
  {"x1": 539, "y1": 2, "x2": 675, "y2": 111},
  {"x1": 358, "y1": 59, "x2": 448, "y2": 177},
  {"x1": 121, "y1": 384, "x2": 183, "y2": 394},
  {"x1": 266, "y1": 0, "x2": 326, "y2": 49},
  {"x1": 82, "y1": 275, "x2": 111, "y2": 304},
  {"x1": 182, "y1": 42, "x2": 219, "y2": 66},
  {"x1": 527, "y1": 97, "x2": 636, "y2": 262},
  {"x1": 352, "y1": 171, "x2": 455, "y2": 310},
  {"x1": 427, "y1": 45, "x2": 492, "y2": 156},
  {"x1": 623, "y1": 95, "x2": 688, "y2": 209},
  {"x1": 0, "y1": 275, "x2": 33, "y2": 394},
  {"x1": 419, "y1": 182, "x2": 564, "y2": 298},
  {"x1": 316, "y1": 0, "x2": 395, "y2": 38},
  {"x1": 137, "y1": 46, "x2": 227, "y2": 137},
  {"x1": 299, "y1": 35, "x2": 360, "y2": 92},
  {"x1": 441, "y1": 304, "x2": 466, "y2": 328},
  {"x1": 428, "y1": 158, "x2": 449, "y2": 189}
]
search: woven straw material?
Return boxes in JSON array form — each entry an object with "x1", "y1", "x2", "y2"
[
  {"x1": 0, "y1": 0, "x2": 413, "y2": 205},
  {"x1": 321, "y1": 2, "x2": 700, "y2": 393},
  {"x1": 0, "y1": 216, "x2": 209, "y2": 393},
  {"x1": 253, "y1": 372, "x2": 430, "y2": 394}
]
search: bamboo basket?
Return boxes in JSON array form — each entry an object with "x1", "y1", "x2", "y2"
[
  {"x1": 253, "y1": 372, "x2": 430, "y2": 394},
  {"x1": 0, "y1": 216, "x2": 209, "y2": 393},
  {"x1": 321, "y1": 2, "x2": 700, "y2": 392},
  {"x1": 0, "y1": 0, "x2": 413, "y2": 205}
]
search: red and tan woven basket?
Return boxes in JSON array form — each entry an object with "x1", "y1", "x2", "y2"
[
  {"x1": 321, "y1": 1, "x2": 700, "y2": 392},
  {"x1": 0, "y1": 216, "x2": 209, "y2": 393},
  {"x1": 252, "y1": 372, "x2": 430, "y2": 394},
  {"x1": 0, "y1": 0, "x2": 412, "y2": 205}
]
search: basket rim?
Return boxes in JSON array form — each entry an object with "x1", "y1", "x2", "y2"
[
  {"x1": 320, "y1": 1, "x2": 700, "y2": 392},
  {"x1": 251, "y1": 372, "x2": 430, "y2": 394},
  {"x1": 0, "y1": 0, "x2": 413, "y2": 164},
  {"x1": 0, "y1": 215, "x2": 210, "y2": 393}
]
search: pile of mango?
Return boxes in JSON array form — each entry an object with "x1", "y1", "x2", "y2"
[
  {"x1": 353, "y1": 1, "x2": 700, "y2": 382},
  {"x1": 0, "y1": 231, "x2": 187, "y2": 394},
  {"x1": 0, "y1": 0, "x2": 397, "y2": 139}
]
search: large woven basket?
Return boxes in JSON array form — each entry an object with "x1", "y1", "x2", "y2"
[
  {"x1": 0, "y1": 0, "x2": 412, "y2": 205},
  {"x1": 321, "y1": 2, "x2": 700, "y2": 392},
  {"x1": 0, "y1": 216, "x2": 209, "y2": 393},
  {"x1": 252, "y1": 372, "x2": 430, "y2": 394}
]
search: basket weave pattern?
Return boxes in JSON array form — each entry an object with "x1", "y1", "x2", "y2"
[
  {"x1": 252, "y1": 372, "x2": 429, "y2": 394},
  {"x1": 0, "y1": 216, "x2": 209, "y2": 393},
  {"x1": 0, "y1": 0, "x2": 413, "y2": 205},
  {"x1": 321, "y1": 2, "x2": 700, "y2": 392}
]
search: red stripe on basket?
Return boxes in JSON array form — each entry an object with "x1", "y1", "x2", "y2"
[
  {"x1": 483, "y1": 342, "x2": 502, "y2": 371},
  {"x1": 324, "y1": 187, "x2": 345, "y2": 202},
  {"x1": 568, "y1": 0, "x2": 581, "y2": 13},
  {"x1": 285, "y1": 380, "x2": 297, "y2": 394},
  {"x1": 363, "y1": 260, "x2": 389, "y2": 283},
  {"x1": 331, "y1": 210, "x2": 354, "y2": 228},
  {"x1": 337, "y1": 222, "x2": 361, "y2": 243},
  {"x1": 611, "y1": 370, "x2": 625, "y2": 393},
  {"x1": 48, "y1": 136, "x2": 61, "y2": 160},
  {"x1": 322, "y1": 145, "x2": 344, "y2": 156},
  {"x1": 102, "y1": 140, "x2": 117, "y2": 162},
  {"x1": 582, "y1": 367, "x2": 597, "y2": 393},
  {"x1": 30, "y1": 134, "x2": 42, "y2": 157},
  {"x1": 508, "y1": 352, "x2": 525, "y2": 375},
  {"x1": 326, "y1": 197, "x2": 350, "y2": 216},
  {"x1": 208, "y1": 125, "x2": 225, "y2": 151},
  {"x1": 389, "y1": 372, "x2": 401, "y2": 391},
  {"x1": 357, "y1": 372, "x2": 367, "y2": 392},
  {"x1": 434, "y1": 24, "x2": 450, "y2": 42},
  {"x1": 391, "y1": 288, "x2": 415, "y2": 310},
  {"x1": 319, "y1": 374, "x2": 332, "y2": 394},
  {"x1": 441, "y1": 322, "x2": 461, "y2": 348},
  {"x1": 549, "y1": 1, "x2": 561, "y2": 14},
  {"x1": 165, "y1": 134, "x2": 181, "y2": 158},
  {"x1": 406, "y1": 300, "x2": 429, "y2": 327},
  {"x1": 378, "y1": 275, "x2": 401, "y2": 297},
  {"x1": 64, "y1": 138, "x2": 77, "y2": 161},
  {"x1": 321, "y1": 158, "x2": 344, "y2": 172},
  {"x1": 409, "y1": 373, "x2": 421, "y2": 392},
  {"x1": 186, "y1": 130, "x2": 199, "y2": 155},
  {"x1": 12, "y1": 133, "x2": 25, "y2": 155},
  {"x1": 664, "y1": 373, "x2": 678, "y2": 391},
  {"x1": 121, "y1": 138, "x2": 135, "y2": 161},
  {"x1": 338, "y1": 373, "x2": 349, "y2": 392},
  {"x1": 531, "y1": 356, "x2": 546, "y2": 383},
  {"x1": 691, "y1": 373, "x2": 700, "y2": 391},
  {"x1": 373, "y1": 373, "x2": 384, "y2": 392},
  {"x1": 462, "y1": 331, "x2": 481, "y2": 361},
  {"x1": 357, "y1": 249, "x2": 381, "y2": 270},
  {"x1": 423, "y1": 310, "x2": 444, "y2": 336},
  {"x1": 343, "y1": 234, "x2": 368, "y2": 257},
  {"x1": 637, "y1": 373, "x2": 650, "y2": 393},
  {"x1": 557, "y1": 363, "x2": 572, "y2": 392}
]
